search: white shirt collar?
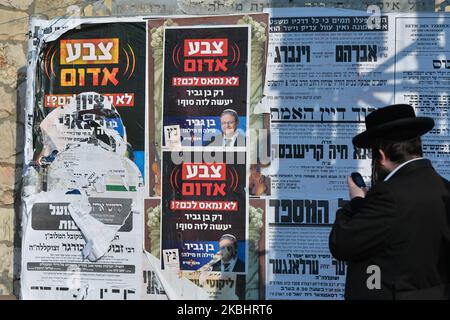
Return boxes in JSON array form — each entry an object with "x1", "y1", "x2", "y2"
[
  {"x1": 222, "y1": 131, "x2": 239, "y2": 147},
  {"x1": 384, "y1": 157, "x2": 423, "y2": 181}
]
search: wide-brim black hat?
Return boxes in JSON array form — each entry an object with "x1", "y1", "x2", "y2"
[{"x1": 352, "y1": 104, "x2": 434, "y2": 148}]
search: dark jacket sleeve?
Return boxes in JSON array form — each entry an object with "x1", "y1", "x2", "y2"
[{"x1": 329, "y1": 183, "x2": 397, "y2": 262}]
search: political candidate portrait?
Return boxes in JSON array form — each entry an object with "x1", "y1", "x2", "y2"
[{"x1": 206, "y1": 109, "x2": 245, "y2": 147}]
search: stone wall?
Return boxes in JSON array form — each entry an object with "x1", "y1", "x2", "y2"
[
  {"x1": 0, "y1": 0, "x2": 444, "y2": 298},
  {"x1": 0, "y1": 0, "x2": 111, "y2": 297}
]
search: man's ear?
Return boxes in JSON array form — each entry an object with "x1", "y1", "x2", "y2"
[{"x1": 378, "y1": 149, "x2": 388, "y2": 164}]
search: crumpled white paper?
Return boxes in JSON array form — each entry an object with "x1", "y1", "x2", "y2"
[{"x1": 67, "y1": 193, "x2": 130, "y2": 262}]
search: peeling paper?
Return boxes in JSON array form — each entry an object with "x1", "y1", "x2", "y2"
[
  {"x1": 46, "y1": 143, "x2": 141, "y2": 195},
  {"x1": 43, "y1": 143, "x2": 143, "y2": 261},
  {"x1": 67, "y1": 192, "x2": 132, "y2": 262},
  {"x1": 22, "y1": 18, "x2": 149, "y2": 300},
  {"x1": 144, "y1": 252, "x2": 210, "y2": 300},
  {"x1": 23, "y1": 89, "x2": 144, "y2": 296},
  {"x1": 141, "y1": 253, "x2": 168, "y2": 300},
  {"x1": 39, "y1": 15, "x2": 152, "y2": 44},
  {"x1": 252, "y1": 95, "x2": 270, "y2": 114},
  {"x1": 21, "y1": 189, "x2": 143, "y2": 299},
  {"x1": 39, "y1": 92, "x2": 128, "y2": 158}
]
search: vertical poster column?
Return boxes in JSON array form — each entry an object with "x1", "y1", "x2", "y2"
[
  {"x1": 261, "y1": 8, "x2": 394, "y2": 300},
  {"x1": 393, "y1": 14, "x2": 450, "y2": 178},
  {"x1": 147, "y1": 15, "x2": 268, "y2": 299},
  {"x1": 160, "y1": 25, "x2": 250, "y2": 286},
  {"x1": 22, "y1": 21, "x2": 147, "y2": 300}
]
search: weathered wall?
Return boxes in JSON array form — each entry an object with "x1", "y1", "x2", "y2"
[
  {"x1": 0, "y1": 0, "x2": 111, "y2": 297},
  {"x1": 0, "y1": 0, "x2": 444, "y2": 298}
]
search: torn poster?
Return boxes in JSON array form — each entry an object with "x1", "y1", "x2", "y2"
[
  {"x1": 21, "y1": 100, "x2": 144, "y2": 298},
  {"x1": 38, "y1": 92, "x2": 128, "y2": 159},
  {"x1": 144, "y1": 251, "x2": 210, "y2": 300},
  {"x1": 21, "y1": 190, "x2": 143, "y2": 300},
  {"x1": 45, "y1": 141, "x2": 142, "y2": 195},
  {"x1": 37, "y1": 90, "x2": 144, "y2": 263},
  {"x1": 22, "y1": 17, "x2": 147, "y2": 300},
  {"x1": 35, "y1": 21, "x2": 146, "y2": 177},
  {"x1": 141, "y1": 253, "x2": 168, "y2": 300}
]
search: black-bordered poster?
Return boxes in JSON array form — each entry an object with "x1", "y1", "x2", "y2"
[{"x1": 162, "y1": 26, "x2": 250, "y2": 148}]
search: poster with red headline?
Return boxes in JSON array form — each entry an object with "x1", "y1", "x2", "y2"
[
  {"x1": 38, "y1": 22, "x2": 146, "y2": 177},
  {"x1": 161, "y1": 151, "x2": 247, "y2": 273},
  {"x1": 161, "y1": 26, "x2": 250, "y2": 148}
]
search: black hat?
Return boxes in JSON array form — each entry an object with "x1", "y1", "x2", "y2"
[{"x1": 352, "y1": 104, "x2": 434, "y2": 148}]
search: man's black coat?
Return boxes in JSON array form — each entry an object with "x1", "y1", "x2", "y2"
[
  {"x1": 211, "y1": 258, "x2": 245, "y2": 273},
  {"x1": 330, "y1": 159, "x2": 450, "y2": 299}
]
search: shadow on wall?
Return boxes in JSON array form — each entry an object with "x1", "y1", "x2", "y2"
[{"x1": 13, "y1": 66, "x2": 26, "y2": 297}]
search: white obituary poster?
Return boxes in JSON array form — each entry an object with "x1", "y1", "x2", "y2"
[
  {"x1": 393, "y1": 15, "x2": 450, "y2": 178},
  {"x1": 262, "y1": 8, "x2": 393, "y2": 198},
  {"x1": 262, "y1": 7, "x2": 392, "y2": 300},
  {"x1": 263, "y1": 8, "x2": 450, "y2": 300},
  {"x1": 265, "y1": 196, "x2": 346, "y2": 299}
]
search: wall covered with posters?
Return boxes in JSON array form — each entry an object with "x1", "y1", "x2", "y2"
[
  {"x1": 24, "y1": 13, "x2": 269, "y2": 300},
  {"x1": 19, "y1": 5, "x2": 450, "y2": 300},
  {"x1": 261, "y1": 7, "x2": 450, "y2": 299}
]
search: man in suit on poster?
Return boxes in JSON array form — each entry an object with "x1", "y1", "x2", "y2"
[
  {"x1": 206, "y1": 109, "x2": 245, "y2": 147},
  {"x1": 211, "y1": 234, "x2": 245, "y2": 273},
  {"x1": 329, "y1": 104, "x2": 450, "y2": 299}
]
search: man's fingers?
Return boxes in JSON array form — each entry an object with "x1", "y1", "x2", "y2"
[
  {"x1": 347, "y1": 175, "x2": 366, "y2": 199},
  {"x1": 347, "y1": 175, "x2": 357, "y2": 188}
]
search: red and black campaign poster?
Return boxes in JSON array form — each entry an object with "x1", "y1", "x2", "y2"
[
  {"x1": 161, "y1": 26, "x2": 250, "y2": 148},
  {"x1": 38, "y1": 22, "x2": 146, "y2": 177},
  {"x1": 161, "y1": 151, "x2": 247, "y2": 273}
]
